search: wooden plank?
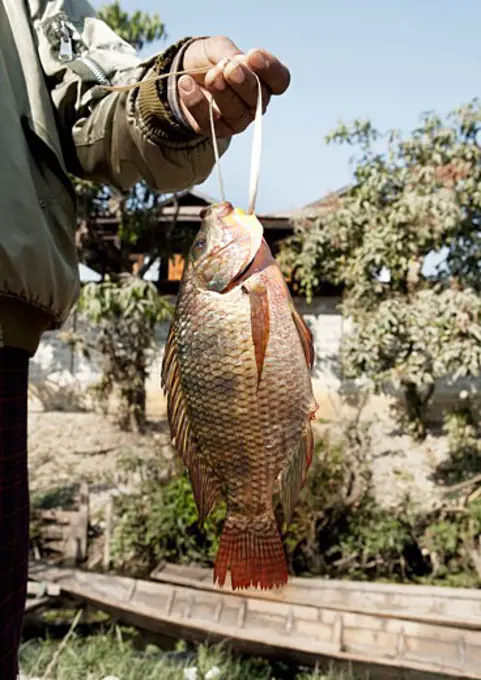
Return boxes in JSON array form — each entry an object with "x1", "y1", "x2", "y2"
[
  {"x1": 35, "y1": 509, "x2": 78, "y2": 523},
  {"x1": 32, "y1": 483, "x2": 89, "y2": 566},
  {"x1": 103, "y1": 495, "x2": 114, "y2": 570},
  {"x1": 153, "y1": 562, "x2": 481, "y2": 601},
  {"x1": 77, "y1": 482, "x2": 89, "y2": 562},
  {"x1": 27, "y1": 582, "x2": 61, "y2": 598},
  {"x1": 25, "y1": 596, "x2": 53, "y2": 613},
  {"x1": 151, "y1": 563, "x2": 481, "y2": 629},
  {"x1": 28, "y1": 562, "x2": 481, "y2": 680}
]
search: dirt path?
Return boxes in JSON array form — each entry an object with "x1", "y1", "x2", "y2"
[
  {"x1": 28, "y1": 410, "x2": 176, "y2": 522},
  {"x1": 28, "y1": 408, "x2": 453, "y2": 520}
]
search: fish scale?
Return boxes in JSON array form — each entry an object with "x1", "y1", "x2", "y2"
[{"x1": 162, "y1": 202, "x2": 317, "y2": 590}]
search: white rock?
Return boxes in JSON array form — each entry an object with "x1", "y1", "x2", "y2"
[
  {"x1": 183, "y1": 669, "x2": 198, "y2": 680},
  {"x1": 183, "y1": 667, "x2": 221, "y2": 680}
]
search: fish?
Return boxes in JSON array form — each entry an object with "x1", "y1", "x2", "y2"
[{"x1": 161, "y1": 201, "x2": 318, "y2": 590}]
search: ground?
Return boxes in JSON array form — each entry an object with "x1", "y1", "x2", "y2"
[
  {"x1": 28, "y1": 411, "x2": 174, "y2": 521},
  {"x1": 28, "y1": 408, "x2": 453, "y2": 518}
]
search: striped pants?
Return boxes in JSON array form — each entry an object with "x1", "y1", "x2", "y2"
[{"x1": 0, "y1": 348, "x2": 29, "y2": 680}]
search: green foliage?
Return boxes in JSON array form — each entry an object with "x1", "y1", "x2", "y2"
[
  {"x1": 284, "y1": 434, "x2": 422, "y2": 582},
  {"x1": 279, "y1": 100, "x2": 481, "y2": 438},
  {"x1": 98, "y1": 0, "x2": 165, "y2": 51},
  {"x1": 20, "y1": 634, "x2": 282, "y2": 680},
  {"x1": 108, "y1": 418, "x2": 481, "y2": 588},
  {"x1": 111, "y1": 454, "x2": 226, "y2": 576},
  {"x1": 433, "y1": 398, "x2": 481, "y2": 485},
  {"x1": 73, "y1": 276, "x2": 172, "y2": 432},
  {"x1": 419, "y1": 498, "x2": 481, "y2": 587},
  {"x1": 20, "y1": 629, "x2": 368, "y2": 679},
  {"x1": 341, "y1": 287, "x2": 481, "y2": 438}
]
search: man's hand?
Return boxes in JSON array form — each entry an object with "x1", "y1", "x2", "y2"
[{"x1": 178, "y1": 37, "x2": 290, "y2": 138}]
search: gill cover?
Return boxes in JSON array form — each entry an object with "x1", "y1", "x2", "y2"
[{"x1": 190, "y1": 202, "x2": 264, "y2": 292}]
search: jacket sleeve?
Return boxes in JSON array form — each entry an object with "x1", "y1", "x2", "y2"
[{"x1": 29, "y1": 0, "x2": 229, "y2": 192}]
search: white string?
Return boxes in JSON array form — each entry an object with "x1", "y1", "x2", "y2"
[
  {"x1": 207, "y1": 72, "x2": 263, "y2": 214},
  {"x1": 208, "y1": 97, "x2": 226, "y2": 204},
  {"x1": 106, "y1": 63, "x2": 263, "y2": 214},
  {"x1": 247, "y1": 74, "x2": 263, "y2": 215}
]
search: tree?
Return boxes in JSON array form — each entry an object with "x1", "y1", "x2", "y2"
[
  {"x1": 97, "y1": 0, "x2": 165, "y2": 52},
  {"x1": 278, "y1": 100, "x2": 481, "y2": 439},
  {"x1": 67, "y1": 276, "x2": 172, "y2": 432}
]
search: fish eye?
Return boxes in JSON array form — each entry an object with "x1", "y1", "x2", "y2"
[{"x1": 193, "y1": 237, "x2": 207, "y2": 252}]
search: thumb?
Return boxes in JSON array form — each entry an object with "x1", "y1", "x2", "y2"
[{"x1": 182, "y1": 36, "x2": 243, "y2": 83}]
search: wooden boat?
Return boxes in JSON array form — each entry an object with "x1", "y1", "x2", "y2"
[
  {"x1": 151, "y1": 562, "x2": 481, "y2": 630},
  {"x1": 29, "y1": 561, "x2": 481, "y2": 680}
]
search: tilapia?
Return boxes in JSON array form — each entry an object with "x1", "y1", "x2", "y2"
[{"x1": 161, "y1": 202, "x2": 317, "y2": 590}]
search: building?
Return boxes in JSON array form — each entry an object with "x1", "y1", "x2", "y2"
[
  {"x1": 81, "y1": 188, "x2": 316, "y2": 291},
  {"x1": 31, "y1": 190, "x2": 346, "y2": 417}
]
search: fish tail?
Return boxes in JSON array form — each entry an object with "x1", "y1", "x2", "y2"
[{"x1": 214, "y1": 512, "x2": 288, "y2": 590}]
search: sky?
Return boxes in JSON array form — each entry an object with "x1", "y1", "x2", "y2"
[{"x1": 91, "y1": 0, "x2": 481, "y2": 214}]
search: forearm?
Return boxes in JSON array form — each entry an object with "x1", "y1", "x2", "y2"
[{"x1": 71, "y1": 50, "x2": 230, "y2": 192}]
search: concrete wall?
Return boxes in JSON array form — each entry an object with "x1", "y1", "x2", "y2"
[
  {"x1": 28, "y1": 295, "x2": 473, "y2": 421},
  {"x1": 28, "y1": 296, "x2": 347, "y2": 416}
]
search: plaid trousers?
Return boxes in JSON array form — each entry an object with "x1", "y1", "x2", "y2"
[{"x1": 0, "y1": 348, "x2": 29, "y2": 680}]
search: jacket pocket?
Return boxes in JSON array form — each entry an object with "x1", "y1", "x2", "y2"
[
  {"x1": 21, "y1": 114, "x2": 77, "y2": 215},
  {"x1": 19, "y1": 115, "x2": 81, "y2": 321}
]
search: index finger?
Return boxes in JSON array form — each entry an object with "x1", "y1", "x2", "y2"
[{"x1": 245, "y1": 48, "x2": 291, "y2": 96}]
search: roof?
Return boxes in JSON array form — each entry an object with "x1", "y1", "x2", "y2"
[
  {"x1": 145, "y1": 188, "x2": 296, "y2": 231},
  {"x1": 157, "y1": 188, "x2": 220, "y2": 209},
  {"x1": 270, "y1": 185, "x2": 352, "y2": 220},
  {"x1": 87, "y1": 186, "x2": 352, "y2": 247}
]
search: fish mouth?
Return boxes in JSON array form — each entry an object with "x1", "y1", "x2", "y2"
[
  {"x1": 197, "y1": 203, "x2": 265, "y2": 292},
  {"x1": 199, "y1": 202, "x2": 234, "y2": 221}
]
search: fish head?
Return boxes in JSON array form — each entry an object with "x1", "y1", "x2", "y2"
[{"x1": 188, "y1": 202, "x2": 264, "y2": 293}]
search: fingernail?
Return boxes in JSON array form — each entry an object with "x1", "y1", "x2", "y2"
[
  {"x1": 179, "y1": 75, "x2": 195, "y2": 94},
  {"x1": 219, "y1": 57, "x2": 233, "y2": 69},
  {"x1": 249, "y1": 51, "x2": 266, "y2": 70},
  {"x1": 214, "y1": 74, "x2": 227, "y2": 91},
  {"x1": 227, "y1": 64, "x2": 245, "y2": 85}
]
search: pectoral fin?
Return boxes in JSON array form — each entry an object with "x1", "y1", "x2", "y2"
[
  {"x1": 161, "y1": 324, "x2": 222, "y2": 524},
  {"x1": 246, "y1": 282, "x2": 270, "y2": 388}
]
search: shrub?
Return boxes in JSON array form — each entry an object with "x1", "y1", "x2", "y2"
[
  {"x1": 108, "y1": 424, "x2": 481, "y2": 587},
  {"x1": 111, "y1": 455, "x2": 225, "y2": 577}
]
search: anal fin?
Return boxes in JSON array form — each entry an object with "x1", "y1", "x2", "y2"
[
  {"x1": 279, "y1": 423, "x2": 314, "y2": 526},
  {"x1": 188, "y1": 454, "x2": 222, "y2": 525}
]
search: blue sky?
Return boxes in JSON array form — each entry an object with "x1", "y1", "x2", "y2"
[{"x1": 92, "y1": 0, "x2": 480, "y2": 214}]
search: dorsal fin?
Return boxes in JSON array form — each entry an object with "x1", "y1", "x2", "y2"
[{"x1": 290, "y1": 304, "x2": 315, "y2": 369}]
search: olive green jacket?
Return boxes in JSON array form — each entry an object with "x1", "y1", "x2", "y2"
[{"x1": 1, "y1": 0, "x2": 225, "y2": 354}]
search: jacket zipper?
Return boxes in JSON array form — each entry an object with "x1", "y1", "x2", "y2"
[
  {"x1": 50, "y1": 17, "x2": 111, "y2": 86},
  {"x1": 77, "y1": 55, "x2": 111, "y2": 86},
  {"x1": 58, "y1": 19, "x2": 74, "y2": 61}
]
